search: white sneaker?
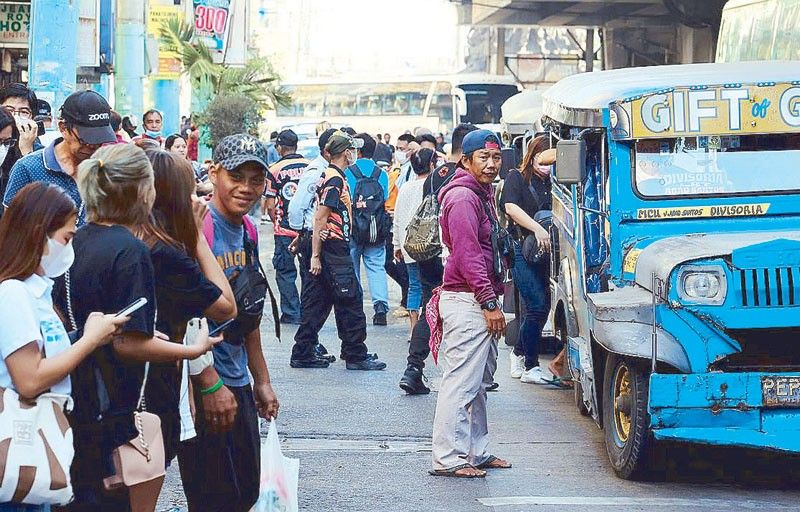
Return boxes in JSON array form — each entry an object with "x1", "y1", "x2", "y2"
[
  {"x1": 520, "y1": 366, "x2": 549, "y2": 384},
  {"x1": 509, "y1": 352, "x2": 525, "y2": 379}
]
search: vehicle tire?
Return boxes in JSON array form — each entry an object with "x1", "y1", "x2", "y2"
[
  {"x1": 602, "y1": 353, "x2": 652, "y2": 480},
  {"x1": 574, "y1": 378, "x2": 590, "y2": 417}
]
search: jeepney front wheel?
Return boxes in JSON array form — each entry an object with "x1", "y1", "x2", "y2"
[{"x1": 602, "y1": 353, "x2": 653, "y2": 480}]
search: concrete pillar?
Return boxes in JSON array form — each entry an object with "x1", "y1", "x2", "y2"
[
  {"x1": 115, "y1": 0, "x2": 146, "y2": 121},
  {"x1": 28, "y1": 0, "x2": 79, "y2": 116},
  {"x1": 677, "y1": 25, "x2": 715, "y2": 64},
  {"x1": 495, "y1": 26, "x2": 506, "y2": 75},
  {"x1": 152, "y1": 79, "x2": 180, "y2": 135}
]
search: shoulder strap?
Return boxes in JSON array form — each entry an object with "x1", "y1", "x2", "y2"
[
  {"x1": 369, "y1": 164, "x2": 381, "y2": 181},
  {"x1": 243, "y1": 215, "x2": 258, "y2": 243},
  {"x1": 349, "y1": 164, "x2": 364, "y2": 180},
  {"x1": 202, "y1": 211, "x2": 215, "y2": 248}
]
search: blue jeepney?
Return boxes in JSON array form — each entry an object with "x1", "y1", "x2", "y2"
[{"x1": 542, "y1": 61, "x2": 800, "y2": 479}]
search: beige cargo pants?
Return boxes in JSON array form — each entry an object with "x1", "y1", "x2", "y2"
[{"x1": 431, "y1": 291, "x2": 498, "y2": 470}]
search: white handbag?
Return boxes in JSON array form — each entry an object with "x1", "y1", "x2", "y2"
[{"x1": 0, "y1": 387, "x2": 75, "y2": 505}]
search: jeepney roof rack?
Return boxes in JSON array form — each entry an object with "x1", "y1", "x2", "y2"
[{"x1": 542, "y1": 60, "x2": 800, "y2": 128}]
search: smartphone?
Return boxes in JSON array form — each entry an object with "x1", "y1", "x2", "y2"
[
  {"x1": 116, "y1": 297, "x2": 148, "y2": 317},
  {"x1": 209, "y1": 318, "x2": 235, "y2": 337}
]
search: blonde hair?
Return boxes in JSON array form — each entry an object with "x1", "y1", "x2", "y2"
[{"x1": 78, "y1": 143, "x2": 154, "y2": 225}]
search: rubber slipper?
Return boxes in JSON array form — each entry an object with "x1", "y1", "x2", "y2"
[
  {"x1": 429, "y1": 463, "x2": 486, "y2": 478},
  {"x1": 476, "y1": 455, "x2": 512, "y2": 470}
]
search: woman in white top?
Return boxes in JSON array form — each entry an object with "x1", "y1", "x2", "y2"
[
  {"x1": 392, "y1": 148, "x2": 437, "y2": 338},
  {"x1": 0, "y1": 183, "x2": 127, "y2": 512}
]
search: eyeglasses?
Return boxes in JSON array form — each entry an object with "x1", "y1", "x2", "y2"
[
  {"x1": 0, "y1": 138, "x2": 17, "y2": 148},
  {"x1": 6, "y1": 107, "x2": 31, "y2": 119},
  {"x1": 68, "y1": 128, "x2": 101, "y2": 148}
]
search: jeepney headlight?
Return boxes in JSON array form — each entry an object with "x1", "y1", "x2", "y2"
[{"x1": 677, "y1": 265, "x2": 727, "y2": 305}]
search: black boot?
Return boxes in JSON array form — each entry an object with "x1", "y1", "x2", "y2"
[{"x1": 399, "y1": 365, "x2": 430, "y2": 395}]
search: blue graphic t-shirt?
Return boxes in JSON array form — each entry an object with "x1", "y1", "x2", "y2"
[{"x1": 206, "y1": 205, "x2": 257, "y2": 387}]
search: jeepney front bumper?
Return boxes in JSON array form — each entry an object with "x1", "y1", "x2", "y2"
[{"x1": 649, "y1": 372, "x2": 800, "y2": 453}]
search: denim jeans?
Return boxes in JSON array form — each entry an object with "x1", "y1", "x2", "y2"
[
  {"x1": 350, "y1": 241, "x2": 389, "y2": 314},
  {"x1": 272, "y1": 235, "x2": 301, "y2": 321},
  {"x1": 385, "y1": 235, "x2": 409, "y2": 308},
  {"x1": 406, "y1": 262, "x2": 422, "y2": 311},
  {"x1": 511, "y1": 243, "x2": 551, "y2": 370}
]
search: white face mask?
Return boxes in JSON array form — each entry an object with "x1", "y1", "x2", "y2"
[
  {"x1": 346, "y1": 149, "x2": 357, "y2": 165},
  {"x1": 0, "y1": 144, "x2": 9, "y2": 165},
  {"x1": 41, "y1": 238, "x2": 74, "y2": 278},
  {"x1": 395, "y1": 150, "x2": 408, "y2": 164}
]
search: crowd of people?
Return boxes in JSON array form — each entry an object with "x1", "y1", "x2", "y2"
[{"x1": 0, "y1": 79, "x2": 559, "y2": 510}]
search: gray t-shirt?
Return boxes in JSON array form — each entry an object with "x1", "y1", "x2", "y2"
[{"x1": 206, "y1": 205, "x2": 256, "y2": 387}]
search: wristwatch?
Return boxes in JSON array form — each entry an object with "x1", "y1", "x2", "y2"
[{"x1": 481, "y1": 299, "x2": 498, "y2": 312}]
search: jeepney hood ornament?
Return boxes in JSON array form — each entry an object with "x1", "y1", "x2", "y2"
[{"x1": 633, "y1": 231, "x2": 800, "y2": 291}]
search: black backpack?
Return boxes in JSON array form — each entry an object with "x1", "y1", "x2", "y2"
[{"x1": 349, "y1": 164, "x2": 391, "y2": 245}]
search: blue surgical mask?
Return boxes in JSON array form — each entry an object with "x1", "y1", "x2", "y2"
[{"x1": 145, "y1": 129, "x2": 162, "y2": 139}]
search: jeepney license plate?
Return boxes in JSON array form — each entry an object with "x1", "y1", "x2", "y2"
[{"x1": 761, "y1": 376, "x2": 800, "y2": 407}]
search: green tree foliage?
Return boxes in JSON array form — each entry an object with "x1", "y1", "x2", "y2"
[
  {"x1": 200, "y1": 94, "x2": 261, "y2": 149},
  {"x1": 159, "y1": 18, "x2": 291, "y2": 112}
]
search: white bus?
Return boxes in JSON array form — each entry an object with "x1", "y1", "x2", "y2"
[
  {"x1": 716, "y1": 0, "x2": 800, "y2": 62},
  {"x1": 271, "y1": 74, "x2": 520, "y2": 137}
]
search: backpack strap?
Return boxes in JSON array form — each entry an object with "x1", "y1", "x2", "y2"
[
  {"x1": 369, "y1": 164, "x2": 381, "y2": 181},
  {"x1": 349, "y1": 164, "x2": 364, "y2": 180},
  {"x1": 202, "y1": 211, "x2": 215, "y2": 247}
]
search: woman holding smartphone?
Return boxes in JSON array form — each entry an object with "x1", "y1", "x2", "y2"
[
  {"x1": 0, "y1": 183, "x2": 127, "y2": 512},
  {"x1": 138, "y1": 149, "x2": 237, "y2": 467},
  {"x1": 57, "y1": 143, "x2": 220, "y2": 512}
]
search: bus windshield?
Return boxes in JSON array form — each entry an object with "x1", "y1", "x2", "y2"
[
  {"x1": 716, "y1": 0, "x2": 800, "y2": 62},
  {"x1": 634, "y1": 134, "x2": 800, "y2": 198},
  {"x1": 459, "y1": 84, "x2": 519, "y2": 125}
]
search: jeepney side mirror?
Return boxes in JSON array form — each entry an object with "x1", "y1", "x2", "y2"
[
  {"x1": 555, "y1": 139, "x2": 587, "y2": 185},
  {"x1": 453, "y1": 88, "x2": 467, "y2": 118}
]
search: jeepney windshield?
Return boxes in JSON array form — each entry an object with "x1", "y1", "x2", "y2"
[{"x1": 634, "y1": 134, "x2": 800, "y2": 197}]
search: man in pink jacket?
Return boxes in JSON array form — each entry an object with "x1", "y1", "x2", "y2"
[{"x1": 430, "y1": 129, "x2": 510, "y2": 478}]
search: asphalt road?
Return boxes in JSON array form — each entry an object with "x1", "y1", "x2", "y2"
[{"x1": 156, "y1": 224, "x2": 800, "y2": 512}]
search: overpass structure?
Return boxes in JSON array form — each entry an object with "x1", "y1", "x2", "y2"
[{"x1": 450, "y1": 0, "x2": 727, "y2": 78}]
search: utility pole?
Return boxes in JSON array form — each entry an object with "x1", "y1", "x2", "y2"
[
  {"x1": 28, "y1": 0, "x2": 79, "y2": 116},
  {"x1": 115, "y1": 0, "x2": 146, "y2": 121}
]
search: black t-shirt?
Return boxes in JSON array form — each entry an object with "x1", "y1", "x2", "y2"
[
  {"x1": 500, "y1": 169, "x2": 552, "y2": 237},
  {"x1": 146, "y1": 240, "x2": 221, "y2": 418},
  {"x1": 423, "y1": 162, "x2": 458, "y2": 197},
  {"x1": 55, "y1": 223, "x2": 157, "y2": 481}
]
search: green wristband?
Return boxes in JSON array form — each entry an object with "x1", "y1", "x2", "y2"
[{"x1": 200, "y1": 378, "x2": 224, "y2": 395}]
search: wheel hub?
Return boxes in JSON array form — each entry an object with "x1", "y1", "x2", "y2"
[{"x1": 613, "y1": 366, "x2": 632, "y2": 443}]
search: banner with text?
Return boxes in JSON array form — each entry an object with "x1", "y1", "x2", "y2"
[
  {"x1": 611, "y1": 83, "x2": 800, "y2": 140},
  {"x1": 148, "y1": 5, "x2": 183, "y2": 80},
  {"x1": 192, "y1": 0, "x2": 231, "y2": 58},
  {"x1": 0, "y1": 2, "x2": 29, "y2": 48}
]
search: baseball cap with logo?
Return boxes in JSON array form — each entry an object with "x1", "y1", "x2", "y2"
[
  {"x1": 35, "y1": 99, "x2": 51, "y2": 120},
  {"x1": 213, "y1": 133, "x2": 269, "y2": 171},
  {"x1": 276, "y1": 129, "x2": 298, "y2": 148},
  {"x1": 461, "y1": 129, "x2": 501, "y2": 156},
  {"x1": 59, "y1": 90, "x2": 116, "y2": 145},
  {"x1": 325, "y1": 130, "x2": 364, "y2": 156}
]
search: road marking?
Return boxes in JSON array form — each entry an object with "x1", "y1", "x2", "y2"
[
  {"x1": 275, "y1": 437, "x2": 432, "y2": 454},
  {"x1": 478, "y1": 496, "x2": 796, "y2": 509}
]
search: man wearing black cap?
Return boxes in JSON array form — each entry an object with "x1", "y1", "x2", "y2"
[
  {"x1": 179, "y1": 133, "x2": 280, "y2": 512},
  {"x1": 290, "y1": 130, "x2": 387, "y2": 371},
  {"x1": 2, "y1": 90, "x2": 116, "y2": 225},
  {"x1": 263, "y1": 129, "x2": 307, "y2": 324}
]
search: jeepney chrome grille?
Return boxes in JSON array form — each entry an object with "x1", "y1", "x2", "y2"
[{"x1": 736, "y1": 267, "x2": 796, "y2": 307}]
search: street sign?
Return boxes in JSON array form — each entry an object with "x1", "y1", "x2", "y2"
[
  {"x1": 0, "y1": 2, "x2": 30, "y2": 49},
  {"x1": 147, "y1": 5, "x2": 182, "y2": 80}
]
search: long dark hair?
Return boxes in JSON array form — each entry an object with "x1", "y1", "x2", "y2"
[
  {"x1": 0, "y1": 183, "x2": 76, "y2": 282},
  {"x1": 142, "y1": 150, "x2": 199, "y2": 258},
  {"x1": 520, "y1": 135, "x2": 552, "y2": 184},
  {"x1": 0, "y1": 105, "x2": 22, "y2": 173}
]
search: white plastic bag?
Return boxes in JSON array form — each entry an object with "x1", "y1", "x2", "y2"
[{"x1": 255, "y1": 420, "x2": 299, "y2": 512}]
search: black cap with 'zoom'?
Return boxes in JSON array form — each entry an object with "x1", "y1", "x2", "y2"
[{"x1": 59, "y1": 90, "x2": 116, "y2": 145}]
